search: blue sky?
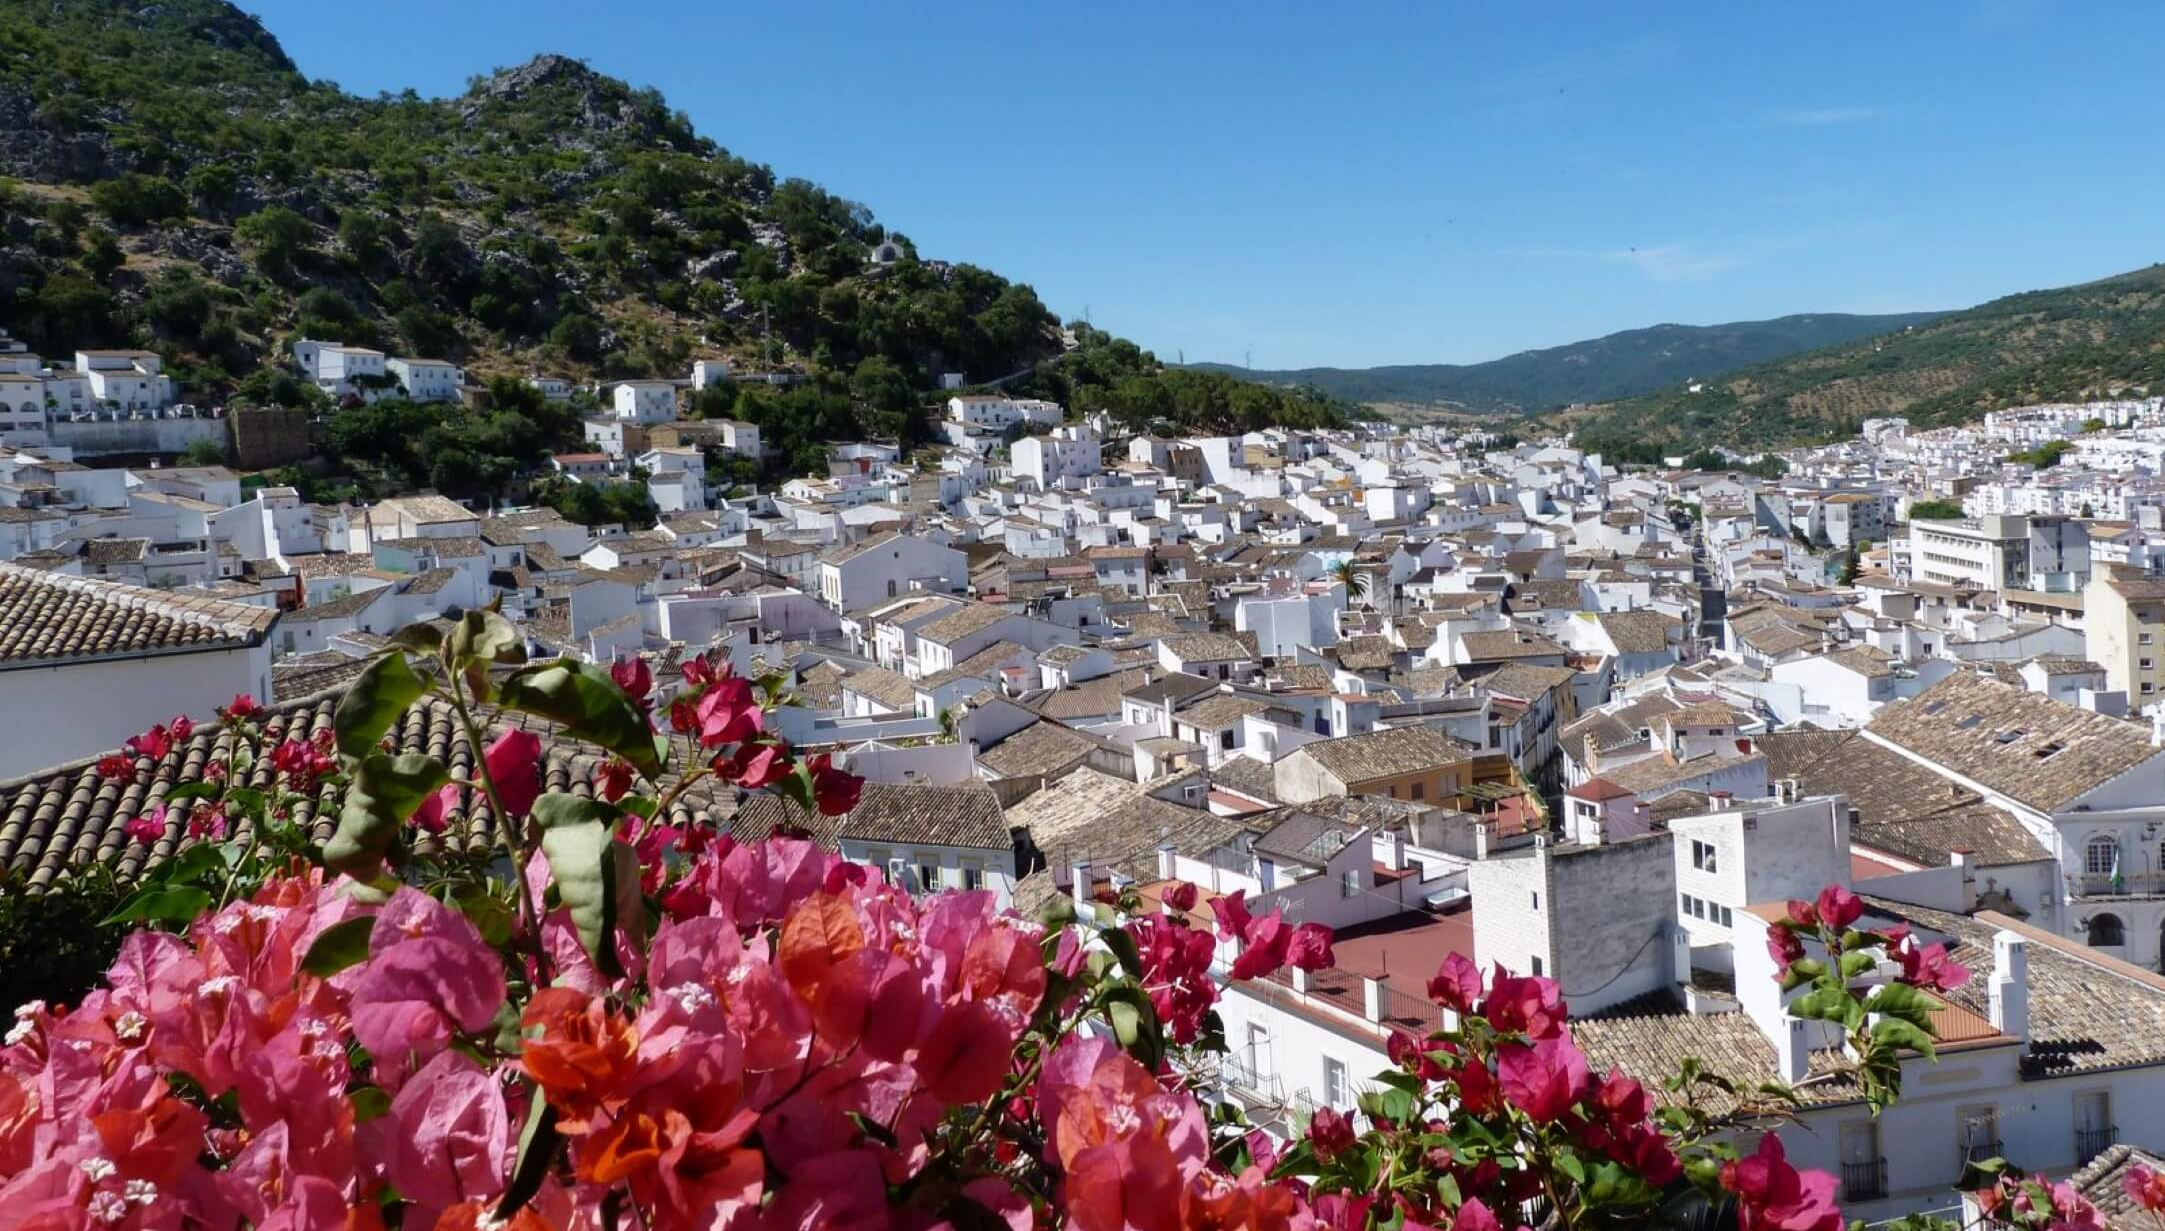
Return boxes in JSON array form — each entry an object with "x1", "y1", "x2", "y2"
[{"x1": 250, "y1": 0, "x2": 2165, "y2": 369}]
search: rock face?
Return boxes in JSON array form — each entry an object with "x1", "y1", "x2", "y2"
[
  {"x1": 0, "y1": 86, "x2": 135, "y2": 182},
  {"x1": 457, "y1": 55, "x2": 669, "y2": 143}
]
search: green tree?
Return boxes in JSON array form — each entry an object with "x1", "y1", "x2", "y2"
[
  {"x1": 1330, "y1": 558, "x2": 1371, "y2": 613},
  {"x1": 82, "y1": 230, "x2": 125, "y2": 282},
  {"x1": 234, "y1": 206, "x2": 313, "y2": 280},
  {"x1": 1908, "y1": 499, "x2": 1966, "y2": 520},
  {"x1": 337, "y1": 210, "x2": 388, "y2": 265},
  {"x1": 88, "y1": 174, "x2": 186, "y2": 226},
  {"x1": 548, "y1": 312, "x2": 604, "y2": 362},
  {"x1": 179, "y1": 438, "x2": 231, "y2": 467},
  {"x1": 144, "y1": 271, "x2": 216, "y2": 343}
]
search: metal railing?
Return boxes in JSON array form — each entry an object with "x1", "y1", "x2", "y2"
[
  {"x1": 2077, "y1": 1125, "x2": 2118, "y2": 1163},
  {"x1": 1220, "y1": 1056, "x2": 1283, "y2": 1104},
  {"x1": 1961, "y1": 1138, "x2": 2004, "y2": 1168},
  {"x1": 2070, "y1": 872, "x2": 2165, "y2": 898},
  {"x1": 1841, "y1": 1158, "x2": 1889, "y2": 1202}
]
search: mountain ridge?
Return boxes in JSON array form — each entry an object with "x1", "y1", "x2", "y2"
[
  {"x1": 1184, "y1": 311, "x2": 1945, "y2": 413},
  {"x1": 1562, "y1": 261, "x2": 2165, "y2": 453}
]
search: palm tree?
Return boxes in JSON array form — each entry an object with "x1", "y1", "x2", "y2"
[{"x1": 1329, "y1": 558, "x2": 1370, "y2": 612}]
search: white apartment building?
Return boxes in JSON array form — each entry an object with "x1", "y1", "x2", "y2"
[
  {"x1": 294, "y1": 340, "x2": 388, "y2": 401},
  {"x1": 75, "y1": 351, "x2": 174, "y2": 412},
  {"x1": 386, "y1": 357, "x2": 463, "y2": 403},
  {"x1": 946, "y1": 394, "x2": 1063, "y2": 431},
  {"x1": 611, "y1": 380, "x2": 680, "y2": 424}
]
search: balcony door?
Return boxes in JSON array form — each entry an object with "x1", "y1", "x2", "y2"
[{"x1": 1839, "y1": 1120, "x2": 1886, "y2": 1202}]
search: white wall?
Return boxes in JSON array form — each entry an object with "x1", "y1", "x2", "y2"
[{"x1": 0, "y1": 643, "x2": 272, "y2": 777}]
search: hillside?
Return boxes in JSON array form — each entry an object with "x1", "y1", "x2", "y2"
[
  {"x1": 1565, "y1": 263, "x2": 2165, "y2": 453},
  {"x1": 0, "y1": 0, "x2": 1339, "y2": 489},
  {"x1": 1188, "y1": 311, "x2": 1942, "y2": 413}
]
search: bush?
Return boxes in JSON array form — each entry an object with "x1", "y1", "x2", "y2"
[{"x1": 87, "y1": 172, "x2": 187, "y2": 225}]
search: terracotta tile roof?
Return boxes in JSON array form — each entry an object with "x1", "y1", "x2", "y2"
[
  {"x1": 2067, "y1": 1144, "x2": 2165, "y2": 1230},
  {"x1": 0, "y1": 694, "x2": 732, "y2": 892},
  {"x1": 1865, "y1": 671, "x2": 2162, "y2": 813},
  {"x1": 735, "y1": 780, "x2": 1012, "y2": 851},
  {"x1": 1289, "y1": 724, "x2": 1474, "y2": 785},
  {"x1": 978, "y1": 721, "x2": 1097, "y2": 780},
  {"x1": 0, "y1": 563, "x2": 277, "y2": 666}
]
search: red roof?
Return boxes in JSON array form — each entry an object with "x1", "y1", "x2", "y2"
[{"x1": 1567, "y1": 776, "x2": 1634, "y2": 803}]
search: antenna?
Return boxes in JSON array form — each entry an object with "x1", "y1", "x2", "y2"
[{"x1": 1245, "y1": 349, "x2": 1253, "y2": 370}]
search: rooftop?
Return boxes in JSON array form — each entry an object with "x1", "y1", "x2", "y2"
[{"x1": 0, "y1": 564, "x2": 277, "y2": 667}]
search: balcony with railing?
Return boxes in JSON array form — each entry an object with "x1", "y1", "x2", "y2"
[
  {"x1": 1961, "y1": 1138, "x2": 2004, "y2": 1169},
  {"x1": 1219, "y1": 1056, "x2": 1284, "y2": 1107},
  {"x1": 2077, "y1": 1125, "x2": 2118, "y2": 1163},
  {"x1": 2070, "y1": 871, "x2": 2165, "y2": 899},
  {"x1": 1841, "y1": 1158, "x2": 1889, "y2": 1202}
]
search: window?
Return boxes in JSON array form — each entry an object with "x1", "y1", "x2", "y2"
[
  {"x1": 1718, "y1": 905, "x2": 1734, "y2": 927},
  {"x1": 1958, "y1": 1106, "x2": 2000, "y2": 1165},
  {"x1": 2145, "y1": 659, "x2": 2156, "y2": 672},
  {"x1": 2143, "y1": 632, "x2": 2154, "y2": 646},
  {"x1": 1680, "y1": 892, "x2": 1692, "y2": 916},
  {"x1": 1220, "y1": 730, "x2": 1236, "y2": 751},
  {"x1": 1839, "y1": 1120, "x2": 1885, "y2": 1201},
  {"x1": 1323, "y1": 1057, "x2": 1349, "y2": 1108},
  {"x1": 1691, "y1": 840, "x2": 1718, "y2": 873},
  {"x1": 1530, "y1": 891, "x2": 1540, "y2": 911},
  {"x1": 2086, "y1": 834, "x2": 2122, "y2": 877},
  {"x1": 2087, "y1": 913, "x2": 2126, "y2": 947},
  {"x1": 2076, "y1": 1091, "x2": 2115, "y2": 1161},
  {"x1": 1410, "y1": 781, "x2": 1425, "y2": 801},
  {"x1": 1530, "y1": 955, "x2": 1543, "y2": 976},
  {"x1": 918, "y1": 863, "x2": 942, "y2": 892},
  {"x1": 961, "y1": 860, "x2": 984, "y2": 891},
  {"x1": 1342, "y1": 869, "x2": 1361, "y2": 898}
]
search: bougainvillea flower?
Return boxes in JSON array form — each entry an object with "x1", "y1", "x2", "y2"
[
  {"x1": 1287, "y1": 922, "x2": 1335, "y2": 972},
  {"x1": 1497, "y1": 1037, "x2": 1589, "y2": 1123},
  {"x1": 720, "y1": 741, "x2": 792, "y2": 791},
  {"x1": 123, "y1": 807, "x2": 166, "y2": 845},
  {"x1": 1813, "y1": 884, "x2": 1863, "y2": 931},
  {"x1": 1893, "y1": 941, "x2": 1970, "y2": 993},
  {"x1": 350, "y1": 919, "x2": 506, "y2": 1088},
  {"x1": 1162, "y1": 881, "x2": 1199, "y2": 912},
  {"x1": 595, "y1": 758, "x2": 636, "y2": 803},
  {"x1": 1721, "y1": 1134, "x2": 1842, "y2": 1231},
  {"x1": 2125, "y1": 1164, "x2": 2165, "y2": 1214},
  {"x1": 1481, "y1": 968, "x2": 1565, "y2": 1040},
  {"x1": 125, "y1": 723, "x2": 173, "y2": 762},
  {"x1": 1427, "y1": 952, "x2": 1482, "y2": 1013},
  {"x1": 1307, "y1": 1106, "x2": 1355, "y2": 1159},
  {"x1": 610, "y1": 656, "x2": 653, "y2": 707},
  {"x1": 520, "y1": 987, "x2": 642, "y2": 1125},
  {"x1": 695, "y1": 676, "x2": 762, "y2": 747},
  {"x1": 808, "y1": 753, "x2": 863, "y2": 816},
  {"x1": 1211, "y1": 890, "x2": 1254, "y2": 942},
  {"x1": 385, "y1": 1050, "x2": 510, "y2": 1210}
]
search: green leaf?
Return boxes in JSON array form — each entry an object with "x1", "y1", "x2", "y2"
[
  {"x1": 1870, "y1": 1015, "x2": 1939, "y2": 1060},
  {"x1": 325, "y1": 752, "x2": 447, "y2": 879},
  {"x1": 1866, "y1": 982, "x2": 1938, "y2": 1031},
  {"x1": 1838, "y1": 949, "x2": 1880, "y2": 979},
  {"x1": 102, "y1": 884, "x2": 212, "y2": 927},
  {"x1": 530, "y1": 792, "x2": 622, "y2": 832},
  {"x1": 454, "y1": 886, "x2": 515, "y2": 947},
  {"x1": 389, "y1": 622, "x2": 445, "y2": 652},
  {"x1": 537, "y1": 805, "x2": 643, "y2": 979},
  {"x1": 446, "y1": 607, "x2": 526, "y2": 672},
  {"x1": 349, "y1": 1086, "x2": 391, "y2": 1123},
  {"x1": 159, "y1": 781, "x2": 221, "y2": 805},
  {"x1": 1101, "y1": 985, "x2": 1165, "y2": 1071},
  {"x1": 493, "y1": 1090, "x2": 560, "y2": 1220},
  {"x1": 1100, "y1": 924, "x2": 1144, "y2": 980},
  {"x1": 299, "y1": 915, "x2": 376, "y2": 976},
  {"x1": 1779, "y1": 957, "x2": 1828, "y2": 991},
  {"x1": 1787, "y1": 986, "x2": 1855, "y2": 1025},
  {"x1": 499, "y1": 660, "x2": 660, "y2": 776},
  {"x1": 333, "y1": 652, "x2": 429, "y2": 759}
]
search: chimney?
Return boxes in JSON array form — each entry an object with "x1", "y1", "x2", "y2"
[
  {"x1": 1291, "y1": 966, "x2": 1312, "y2": 993},
  {"x1": 1778, "y1": 1017, "x2": 1812, "y2": 1082},
  {"x1": 1363, "y1": 975, "x2": 1390, "y2": 1022},
  {"x1": 1070, "y1": 860, "x2": 1093, "y2": 909},
  {"x1": 1988, "y1": 930, "x2": 2029, "y2": 1042},
  {"x1": 1156, "y1": 841, "x2": 1177, "y2": 880},
  {"x1": 1708, "y1": 790, "x2": 1734, "y2": 810}
]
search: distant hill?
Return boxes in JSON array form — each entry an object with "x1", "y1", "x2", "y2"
[
  {"x1": 1565, "y1": 263, "x2": 2165, "y2": 452},
  {"x1": 0, "y1": 0, "x2": 1341, "y2": 493},
  {"x1": 1187, "y1": 312, "x2": 1945, "y2": 413}
]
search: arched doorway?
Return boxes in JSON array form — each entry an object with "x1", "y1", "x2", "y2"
[{"x1": 2086, "y1": 913, "x2": 2125, "y2": 948}]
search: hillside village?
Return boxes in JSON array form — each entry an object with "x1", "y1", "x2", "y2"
[{"x1": 12, "y1": 331, "x2": 2165, "y2": 1217}]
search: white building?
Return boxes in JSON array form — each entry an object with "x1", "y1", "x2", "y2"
[
  {"x1": 386, "y1": 357, "x2": 463, "y2": 403},
  {"x1": 611, "y1": 380, "x2": 680, "y2": 424}
]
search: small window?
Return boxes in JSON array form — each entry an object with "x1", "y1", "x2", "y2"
[
  {"x1": 1341, "y1": 869, "x2": 1361, "y2": 898},
  {"x1": 2143, "y1": 633, "x2": 2155, "y2": 646},
  {"x1": 1410, "y1": 781, "x2": 1425, "y2": 800},
  {"x1": 1220, "y1": 730, "x2": 1236, "y2": 751},
  {"x1": 1530, "y1": 955, "x2": 1544, "y2": 976},
  {"x1": 961, "y1": 860, "x2": 984, "y2": 891},
  {"x1": 1691, "y1": 839, "x2": 1718, "y2": 873},
  {"x1": 1680, "y1": 892, "x2": 1692, "y2": 915},
  {"x1": 1530, "y1": 891, "x2": 1540, "y2": 911},
  {"x1": 1718, "y1": 905, "x2": 1734, "y2": 927},
  {"x1": 1994, "y1": 728, "x2": 2026, "y2": 745},
  {"x1": 1957, "y1": 714, "x2": 1984, "y2": 729},
  {"x1": 918, "y1": 863, "x2": 942, "y2": 892},
  {"x1": 1323, "y1": 1057, "x2": 1349, "y2": 1108},
  {"x1": 2035, "y1": 742, "x2": 2065, "y2": 760}
]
